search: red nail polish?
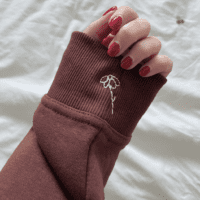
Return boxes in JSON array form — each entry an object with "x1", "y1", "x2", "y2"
[
  {"x1": 139, "y1": 66, "x2": 150, "y2": 76},
  {"x1": 109, "y1": 16, "x2": 122, "y2": 31},
  {"x1": 110, "y1": 28, "x2": 120, "y2": 35},
  {"x1": 107, "y1": 42, "x2": 120, "y2": 57},
  {"x1": 101, "y1": 35, "x2": 113, "y2": 48},
  {"x1": 102, "y1": 6, "x2": 117, "y2": 16},
  {"x1": 121, "y1": 56, "x2": 132, "y2": 69}
]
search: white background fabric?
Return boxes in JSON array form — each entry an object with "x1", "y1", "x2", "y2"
[{"x1": 0, "y1": 0, "x2": 200, "y2": 199}]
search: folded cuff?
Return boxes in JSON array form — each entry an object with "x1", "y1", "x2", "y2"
[{"x1": 47, "y1": 31, "x2": 167, "y2": 137}]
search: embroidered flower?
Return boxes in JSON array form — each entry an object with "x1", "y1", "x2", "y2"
[{"x1": 100, "y1": 75, "x2": 120, "y2": 115}]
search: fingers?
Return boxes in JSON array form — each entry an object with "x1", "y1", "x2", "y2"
[
  {"x1": 107, "y1": 18, "x2": 151, "y2": 57},
  {"x1": 108, "y1": 6, "x2": 139, "y2": 35},
  {"x1": 84, "y1": 5, "x2": 173, "y2": 78},
  {"x1": 102, "y1": 6, "x2": 173, "y2": 78},
  {"x1": 112, "y1": 35, "x2": 173, "y2": 78},
  {"x1": 121, "y1": 36, "x2": 161, "y2": 70},
  {"x1": 83, "y1": 8, "x2": 118, "y2": 42},
  {"x1": 138, "y1": 55, "x2": 173, "y2": 78}
]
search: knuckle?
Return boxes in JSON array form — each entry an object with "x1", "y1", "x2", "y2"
[
  {"x1": 137, "y1": 37, "x2": 161, "y2": 55},
  {"x1": 121, "y1": 6, "x2": 132, "y2": 10},
  {"x1": 164, "y1": 55, "x2": 173, "y2": 66},
  {"x1": 150, "y1": 36, "x2": 162, "y2": 49},
  {"x1": 119, "y1": 6, "x2": 139, "y2": 19},
  {"x1": 143, "y1": 18, "x2": 151, "y2": 27},
  {"x1": 158, "y1": 55, "x2": 173, "y2": 72},
  {"x1": 139, "y1": 18, "x2": 151, "y2": 31},
  {"x1": 137, "y1": 42, "x2": 150, "y2": 55}
]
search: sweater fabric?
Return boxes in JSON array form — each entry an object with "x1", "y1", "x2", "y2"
[{"x1": 0, "y1": 31, "x2": 167, "y2": 200}]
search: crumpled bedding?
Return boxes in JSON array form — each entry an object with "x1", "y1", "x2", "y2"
[{"x1": 0, "y1": 0, "x2": 199, "y2": 199}]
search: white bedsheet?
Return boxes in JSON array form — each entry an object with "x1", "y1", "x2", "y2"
[{"x1": 0, "y1": 0, "x2": 200, "y2": 199}]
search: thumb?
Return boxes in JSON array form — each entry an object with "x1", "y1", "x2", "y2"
[{"x1": 83, "y1": 6, "x2": 118, "y2": 42}]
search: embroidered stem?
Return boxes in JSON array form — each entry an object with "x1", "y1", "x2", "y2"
[{"x1": 110, "y1": 90, "x2": 116, "y2": 115}]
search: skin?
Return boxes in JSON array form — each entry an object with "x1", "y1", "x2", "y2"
[{"x1": 83, "y1": 6, "x2": 173, "y2": 78}]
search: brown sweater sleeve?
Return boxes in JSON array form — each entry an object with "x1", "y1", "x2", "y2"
[{"x1": 0, "y1": 31, "x2": 167, "y2": 200}]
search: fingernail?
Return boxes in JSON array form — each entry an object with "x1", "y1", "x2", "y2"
[
  {"x1": 107, "y1": 42, "x2": 120, "y2": 57},
  {"x1": 139, "y1": 66, "x2": 150, "y2": 76},
  {"x1": 101, "y1": 35, "x2": 113, "y2": 48},
  {"x1": 110, "y1": 29, "x2": 120, "y2": 35},
  {"x1": 102, "y1": 6, "x2": 117, "y2": 16},
  {"x1": 121, "y1": 56, "x2": 133, "y2": 69},
  {"x1": 109, "y1": 16, "x2": 122, "y2": 31}
]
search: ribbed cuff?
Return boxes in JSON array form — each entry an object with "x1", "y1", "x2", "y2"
[{"x1": 47, "y1": 31, "x2": 167, "y2": 137}]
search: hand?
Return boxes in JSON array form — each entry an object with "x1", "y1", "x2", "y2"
[{"x1": 83, "y1": 6, "x2": 173, "y2": 78}]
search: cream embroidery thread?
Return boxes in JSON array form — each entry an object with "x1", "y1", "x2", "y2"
[{"x1": 100, "y1": 75, "x2": 120, "y2": 115}]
